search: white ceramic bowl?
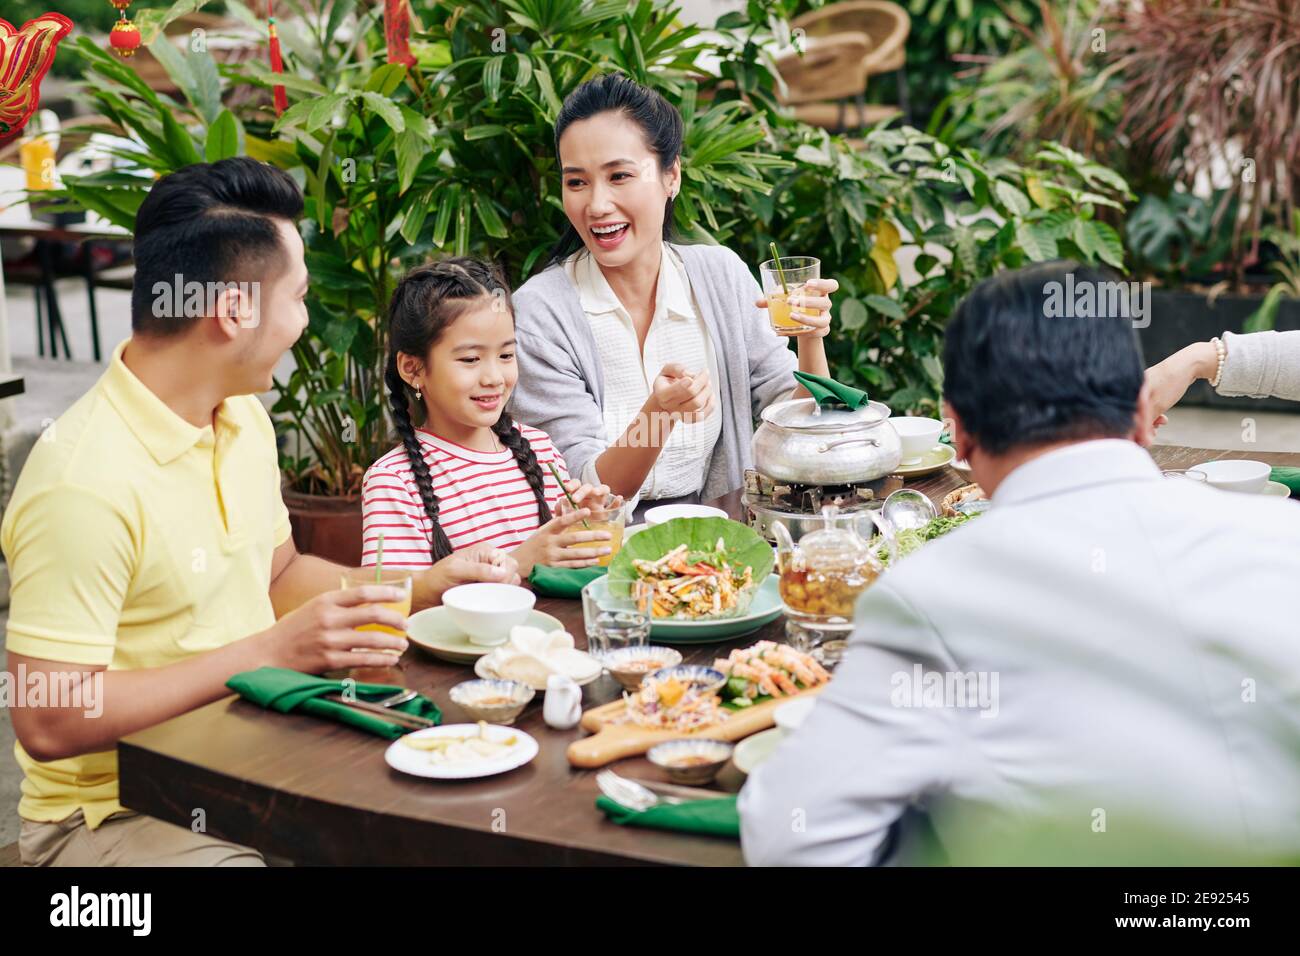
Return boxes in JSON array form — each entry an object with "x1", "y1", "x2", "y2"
[
  {"x1": 1192, "y1": 459, "x2": 1270, "y2": 495},
  {"x1": 442, "y1": 583, "x2": 536, "y2": 646},
  {"x1": 644, "y1": 504, "x2": 729, "y2": 526},
  {"x1": 647, "y1": 738, "x2": 734, "y2": 786},
  {"x1": 773, "y1": 696, "x2": 817, "y2": 739},
  {"x1": 890, "y1": 417, "x2": 945, "y2": 464},
  {"x1": 448, "y1": 679, "x2": 535, "y2": 725}
]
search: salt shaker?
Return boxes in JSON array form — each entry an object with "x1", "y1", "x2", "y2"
[{"x1": 543, "y1": 674, "x2": 582, "y2": 729}]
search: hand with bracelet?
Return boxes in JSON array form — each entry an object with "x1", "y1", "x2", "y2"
[{"x1": 1143, "y1": 337, "x2": 1227, "y2": 431}]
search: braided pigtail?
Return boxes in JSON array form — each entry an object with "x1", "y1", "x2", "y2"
[
  {"x1": 384, "y1": 353, "x2": 455, "y2": 562},
  {"x1": 494, "y1": 412, "x2": 553, "y2": 526}
]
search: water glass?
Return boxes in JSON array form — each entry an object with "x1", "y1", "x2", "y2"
[{"x1": 582, "y1": 579, "x2": 652, "y2": 658}]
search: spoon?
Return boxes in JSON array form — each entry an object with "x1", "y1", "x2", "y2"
[
  {"x1": 882, "y1": 489, "x2": 937, "y2": 534},
  {"x1": 376, "y1": 688, "x2": 418, "y2": 707}
]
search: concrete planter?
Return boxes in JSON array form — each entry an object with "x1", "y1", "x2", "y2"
[{"x1": 282, "y1": 487, "x2": 363, "y2": 567}]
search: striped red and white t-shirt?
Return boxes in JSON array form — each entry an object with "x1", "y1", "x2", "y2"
[{"x1": 361, "y1": 424, "x2": 569, "y2": 568}]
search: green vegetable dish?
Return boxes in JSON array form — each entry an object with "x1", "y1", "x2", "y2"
[
  {"x1": 876, "y1": 511, "x2": 981, "y2": 566},
  {"x1": 607, "y1": 517, "x2": 774, "y2": 620}
]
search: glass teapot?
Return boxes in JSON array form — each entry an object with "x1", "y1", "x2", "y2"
[{"x1": 772, "y1": 505, "x2": 890, "y2": 627}]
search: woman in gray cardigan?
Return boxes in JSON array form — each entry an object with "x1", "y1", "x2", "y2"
[
  {"x1": 508, "y1": 74, "x2": 839, "y2": 511},
  {"x1": 1146, "y1": 330, "x2": 1300, "y2": 424}
]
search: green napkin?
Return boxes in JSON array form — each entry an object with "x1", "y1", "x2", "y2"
[
  {"x1": 1270, "y1": 467, "x2": 1300, "y2": 496},
  {"x1": 793, "y1": 370, "x2": 869, "y2": 410},
  {"x1": 596, "y1": 794, "x2": 740, "y2": 838},
  {"x1": 227, "y1": 667, "x2": 441, "y2": 739},
  {"x1": 529, "y1": 563, "x2": 606, "y2": 598}
]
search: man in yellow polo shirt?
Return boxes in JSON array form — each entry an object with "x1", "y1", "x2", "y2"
[{"x1": 2, "y1": 158, "x2": 519, "y2": 866}]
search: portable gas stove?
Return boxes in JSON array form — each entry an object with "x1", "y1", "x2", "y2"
[{"x1": 741, "y1": 469, "x2": 902, "y2": 545}]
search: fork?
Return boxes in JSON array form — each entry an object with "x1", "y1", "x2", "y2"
[{"x1": 596, "y1": 770, "x2": 668, "y2": 811}]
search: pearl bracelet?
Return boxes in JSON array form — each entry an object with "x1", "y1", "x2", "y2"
[{"x1": 1209, "y1": 337, "x2": 1227, "y2": 389}]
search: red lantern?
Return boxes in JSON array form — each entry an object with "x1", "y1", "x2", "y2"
[{"x1": 110, "y1": 17, "x2": 141, "y2": 58}]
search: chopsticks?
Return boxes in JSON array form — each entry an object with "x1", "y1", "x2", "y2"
[{"x1": 323, "y1": 694, "x2": 436, "y2": 730}]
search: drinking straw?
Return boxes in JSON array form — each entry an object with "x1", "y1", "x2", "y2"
[
  {"x1": 547, "y1": 461, "x2": 591, "y2": 529},
  {"x1": 375, "y1": 532, "x2": 384, "y2": 583},
  {"x1": 769, "y1": 241, "x2": 790, "y2": 295}
]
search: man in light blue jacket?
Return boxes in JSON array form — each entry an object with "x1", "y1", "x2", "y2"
[{"x1": 740, "y1": 261, "x2": 1300, "y2": 866}]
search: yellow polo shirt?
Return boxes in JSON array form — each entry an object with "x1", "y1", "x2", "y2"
[{"x1": 2, "y1": 338, "x2": 292, "y2": 828}]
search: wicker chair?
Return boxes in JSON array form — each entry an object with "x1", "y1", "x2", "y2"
[{"x1": 779, "y1": 0, "x2": 912, "y2": 131}]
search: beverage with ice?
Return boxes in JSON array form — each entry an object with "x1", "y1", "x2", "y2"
[{"x1": 760, "y1": 256, "x2": 820, "y2": 336}]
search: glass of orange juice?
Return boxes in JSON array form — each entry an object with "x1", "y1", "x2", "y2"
[
  {"x1": 564, "y1": 492, "x2": 626, "y2": 568},
  {"x1": 759, "y1": 256, "x2": 821, "y2": 336},
  {"x1": 340, "y1": 568, "x2": 412, "y2": 651},
  {"x1": 19, "y1": 135, "x2": 57, "y2": 192}
]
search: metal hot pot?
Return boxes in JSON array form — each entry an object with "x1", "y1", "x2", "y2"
[{"x1": 751, "y1": 397, "x2": 902, "y2": 486}]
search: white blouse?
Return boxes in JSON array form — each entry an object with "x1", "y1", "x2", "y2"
[{"x1": 564, "y1": 243, "x2": 722, "y2": 500}]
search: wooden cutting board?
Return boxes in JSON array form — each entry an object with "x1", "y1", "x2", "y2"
[{"x1": 566, "y1": 684, "x2": 826, "y2": 768}]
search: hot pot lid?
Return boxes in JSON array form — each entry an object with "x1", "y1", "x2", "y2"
[{"x1": 760, "y1": 397, "x2": 891, "y2": 432}]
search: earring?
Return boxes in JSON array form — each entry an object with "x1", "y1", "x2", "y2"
[{"x1": 415, "y1": 386, "x2": 422, "y2": 402}]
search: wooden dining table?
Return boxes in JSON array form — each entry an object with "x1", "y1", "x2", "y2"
[{"x1": 116, "y1": 443, "x2": 1300, "y2": 866}]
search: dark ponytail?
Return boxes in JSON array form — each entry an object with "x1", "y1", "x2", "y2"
[
  {"x1": 548, "y1": 73, "x2": 684, "y2": 266},
  {"x1": 384, "y1": 257, "x2": 552, "y2": 563}
]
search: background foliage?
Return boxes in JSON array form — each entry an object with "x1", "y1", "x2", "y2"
[{"x1": 48, "y1": 0, "x2": 1130, "y2": 496}]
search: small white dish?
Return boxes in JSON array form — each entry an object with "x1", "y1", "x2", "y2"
[
  {"x1": 1191, "y1": 459, "x2": 1271, "y2": 495},
  {"x1": 1262, "y1": 479, "x2": 1291, "y2": 498},
  {"x1": 384, "y1": 723, "x2": 539, "y2": 780},
  {"x1": 773, "y1": 696, "x2": 817, "y2": 739},
  {"x1": 891, "y1": 417, "x2": 944, "y2": 465},
  {"x1": 624, "y1": 523, "x2": 648, "y2": 540},
  {"x1": 950, "y1": 456, "x2": 973, "y2": 478},
  {"x1": 647, "y1": 738, "x2": 734, "y2": 786},
  {"x1": 598, "y1": 645, "x2": 683, "y2": 691},
  {"x1": 406, "y1": 607, "x2": 563, "y2": 664},
  {"x1": 644, "y1": 504, "x2": 729, "y2": 526},
  {"x1": 893, "y1": 442, "x2": 957, "y2": 478},
  {"x1": 441, "y1": 583, "x2": 536, "y2": 646},
  {"x1": 733, "y1": 728, "x2": 782, "y2": 775},
  {"x1": 448, "y1": 679, "x2": 535, "y2": 724}
]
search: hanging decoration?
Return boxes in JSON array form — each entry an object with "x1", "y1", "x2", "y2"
[
  {"x1": 105, "y1": 0, "x2": 141, "y2": 59},
  {"x1": 384, "y1": 0, "x2": 414, "y2": 67},
  {"x1": 110, "y1": 17, "x2": 142, "y2": 58},
  {"x1": 267, "y1": 2, "x2": 287, "y2": 116},
  {"x1": 0, "y1": 13, "x2": 73, "y2": 147}
]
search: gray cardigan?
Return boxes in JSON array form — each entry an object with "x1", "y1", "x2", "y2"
[
  {"x1": 508, "y1": 243, "x2": 797, "y2": 501},
  {"x1": 1219, "y1": 330, "x2": 1300, "y2": 401}
]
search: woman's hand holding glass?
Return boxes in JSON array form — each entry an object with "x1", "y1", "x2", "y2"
[{"x1": 755, "y1": 276, "x2": 839, "y2": 339}]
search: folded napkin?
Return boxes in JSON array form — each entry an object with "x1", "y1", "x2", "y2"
[
  {"x1": 529, "y1": 564, "x2": 606, "y2": 598},
  {"x1": 597, "y1": 794, "x2": 740, "y2": 838},
  {"x1": 793, "y1": 370, "x2": 869, "y2": 410},
  {"x1": 1270, "y1": 467, "x2": 1300, "y2": 496},
  {"x1": 227, "y1": 667, "x2": 441, "y2": 739}
]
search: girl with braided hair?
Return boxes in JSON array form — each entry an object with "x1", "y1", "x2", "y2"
[{"x1": 362, "y1": 257, "x2": 621, "y2": 577}]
